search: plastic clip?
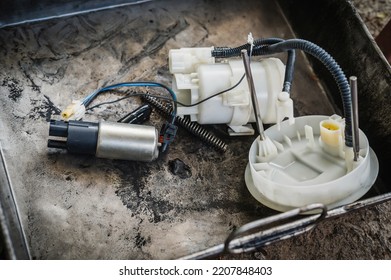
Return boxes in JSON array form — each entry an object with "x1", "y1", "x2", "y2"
[{"x1": 159, "y1": 122, "x2": 178, "y2": 152}]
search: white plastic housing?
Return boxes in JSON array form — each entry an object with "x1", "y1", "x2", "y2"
[
  {"x1": 169, "y1": 47, "x2": 215, "y2": 74},
  {"x1": 169, "y1": 47, "x2": 294, "y2": 134},
  {"x1": 245, "y1": 115, "x2": 379, "y2": 211}
]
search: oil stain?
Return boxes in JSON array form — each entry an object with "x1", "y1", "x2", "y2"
[
  {"x1": 134, "y1": 232, "x2": 151, "y2": 249},
  {"x1": 114, "y1": 161, "x2": 178, "y2": 224},
  {"x1": 29, "y1": 95, "x2": 61, "y2": 121},
  {"x1": 2, "y1": 77, "x2": 23, "y2": 101}
]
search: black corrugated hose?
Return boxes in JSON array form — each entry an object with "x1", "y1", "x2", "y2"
[{"x1": 212, "y1": 38, "x2": 295, "y2": 93}]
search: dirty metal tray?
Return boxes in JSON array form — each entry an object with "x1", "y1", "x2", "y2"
[{"x1": 1, "y1": 0, "x2": 391, "y2": 260}]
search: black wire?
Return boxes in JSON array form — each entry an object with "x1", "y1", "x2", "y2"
[
  {"x1": 86, "y1": 93, "x2": 173, "y2": 111},
  {"x1": 212, "y1": 38, "x2": 296, "y2": 94},
  {"x1": 85, "y1": 74, "x2": 246, "y2": 111},
  {"x1": 82, "y1": 82, "x2": 178, "y2": 125},
  {"x1": 176, "y1": 74, "x2": 246, "y2": 107}
]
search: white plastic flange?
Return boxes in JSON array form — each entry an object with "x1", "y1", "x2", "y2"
[{"x1": 245, "y1": 115, "x2": 379, "y2": 212}]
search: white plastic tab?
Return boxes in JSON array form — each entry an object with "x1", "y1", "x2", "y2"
[{"x1": 169, "y1": 47, "x2": 215, "y2": 74}]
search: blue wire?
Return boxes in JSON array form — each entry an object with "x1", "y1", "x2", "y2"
[{"x1": 82, "y1": 82, "x2": 177, "y2": 124}]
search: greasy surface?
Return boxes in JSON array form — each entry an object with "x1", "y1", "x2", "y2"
[
  {"x1": 0, "y1": 0, "x2": 390, "y2": 260},
  {"x1": 0, "y1": 0, "x2": 335, "y2": 260},
  {"x1": 261, "y1": 202, "x2": 391, "y2": 259}
]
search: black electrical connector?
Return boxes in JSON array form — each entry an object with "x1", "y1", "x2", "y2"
[
  {"x1": 48, "y1": 120, "x2": 99, "y2": 155},
  {"x1": 159, "y1": 122, "x2": 177, "y2": 153},
  {"x1": 117, "y1": 104, "x2": 152, "y2": 124}
]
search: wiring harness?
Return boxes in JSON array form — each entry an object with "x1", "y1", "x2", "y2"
[{"x1": 55, "y1": 37, "x2": 353, "y2": 158}]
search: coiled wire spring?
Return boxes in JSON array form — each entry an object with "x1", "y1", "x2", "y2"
[{"x1": 142, "y1": 95, "x2": 228, "y2": 152}]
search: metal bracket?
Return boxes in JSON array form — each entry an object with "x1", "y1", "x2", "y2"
[
  {"x1": 180, "y1": 203, "x2": 327, "y2": 259},
  {"x1": 224, "y1": 203, "x2": 327, "y2": 255},
  {"x1": 0, "y1": 142, "x2": 30, "y2": 259}
]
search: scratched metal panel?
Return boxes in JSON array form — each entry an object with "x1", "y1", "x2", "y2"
[
  {"x1": 0, "y1": 143, "x2": 30, "y2": 259},
  {"x1": 0, "y1": 0, "x2": 389, "y2": 260},
  {"x1": 0, "y1": 0, "x2": 151, "y2": 28}
]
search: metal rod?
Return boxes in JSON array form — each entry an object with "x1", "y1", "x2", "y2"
[
  {"x1": 241, "y1": 49, "x2": 265, "y2": 140},
  {"x1": 350, "y1": 76, "x2": 360, "y2": 161}
]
